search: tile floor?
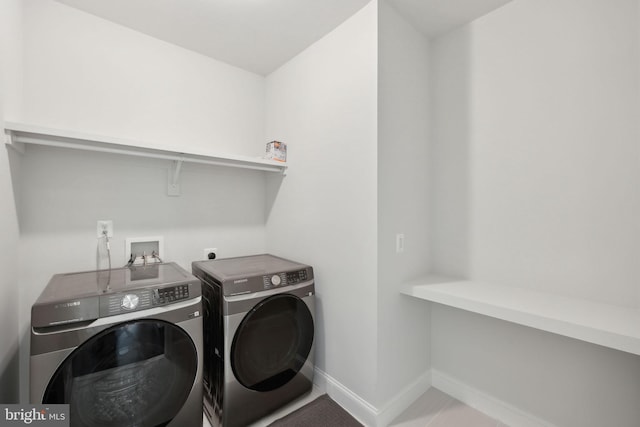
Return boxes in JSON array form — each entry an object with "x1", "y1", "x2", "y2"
[
  {"x1": 202, "y1": 387, "x2": 324, "y2": 427},
  {"x1": 203, "y1": 387, "x2": 506, "y2": 427},
  {"x1": 388, "y1": 388, "x2": 507, "y2": 427}
]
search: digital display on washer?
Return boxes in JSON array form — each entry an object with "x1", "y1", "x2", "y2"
[{"x1": 153, "y1": 284, "x2": 190, "y2": 305}]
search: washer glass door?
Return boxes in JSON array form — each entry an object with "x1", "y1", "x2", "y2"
[
  {"x1": 231, "y1": 294, "x2": 314, "y2": 392},
  {"x1": 42, "y1": 319, "x2": 197, "y2": 427}
]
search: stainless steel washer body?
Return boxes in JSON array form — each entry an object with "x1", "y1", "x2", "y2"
[
  {"x1": 30, "y1": 263, "x2": 203, "y2": 427},
  {"x1": 192, "y1": 254, "x2": 315, "y2": 427}
]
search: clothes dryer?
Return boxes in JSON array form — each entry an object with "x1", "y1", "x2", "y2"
[
  {"x1": 30, "y1": 262, "x2": 203, "y2": 427},
  {"x1": 192, "y1": 254, "x2": 315, "y2": 427}
]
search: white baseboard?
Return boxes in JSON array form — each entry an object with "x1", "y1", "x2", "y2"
[
  {"x1": 430, "y1": 369, "x2": 555, "y2": 427},
  {"x1": 313, "y1": 367, "x2": 379, "y2": 426},
  {"x1": 313, "y1": 368, "x2": 432, "y2": 427},
  {"x1": 313, "y1": 367, "x2": 552, "y2": 427},
  {"x1": 375, "y1": 370, "x2": 432, "y2": 427}
]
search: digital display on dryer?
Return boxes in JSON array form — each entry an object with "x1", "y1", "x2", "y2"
[{"x1": 286, "y1": 270, "x2": 308, "y2": 284}]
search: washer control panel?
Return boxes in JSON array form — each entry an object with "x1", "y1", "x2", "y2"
[
  {"x1": 101, "y1": 283, "x2": 191, "y2": 316},
  {"x1": 104, "y1": 290, "x2": 152, "y2": 316},
  {"x1": 152, "y1": 284, "x2": 190, "y2": 305},
  {"x1": 121, "y1": 294, "x2": 140, "y2": 310}
]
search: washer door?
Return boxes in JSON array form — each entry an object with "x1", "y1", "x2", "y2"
[
  {"x1": 42, "y1": 319, "x2": 197, "y2": 427},
  {"x1": 231, "y1": 294, "x2": 314, "y2": 392}
]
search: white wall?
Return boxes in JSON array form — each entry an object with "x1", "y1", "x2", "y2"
[
  {"x1": 22, "y1": 0, "x2": 265, "y2": 158},
  {"x1": 17, "y1": 0, "x2": 271, "y2": 402},
  {"x1": 429, "y1": 25, "x2": 472, "y2": 278},
  {"x1": 432, "y1": 305, "x2": 640, "y2": 427},
  {"x1": 431, "y1": 0, "x2": 640, "y2": 306},
  {"x1": 0, "y1": 0, "x2": 23, "y2": 404},
  {"x1": 265, "y1": 0, "x2": 379, "y2": 405},
  {"x1": 376, "y1": 0, "x2": 431, "y2": 408},
  {"x1": 430, "y1": 0, "x2": 640, "y2": 425}
]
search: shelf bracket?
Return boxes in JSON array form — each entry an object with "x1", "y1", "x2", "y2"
[
  {"x1": 4, "y1": 131, "x2": 25, "y2": 154},
  {"x1": 168, "y1": 159, "x2": 183, "y2": 197}
]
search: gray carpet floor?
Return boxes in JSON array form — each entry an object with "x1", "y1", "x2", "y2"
[{"x1": 268, "y1": 395, "x2": 363, "y2": 427}]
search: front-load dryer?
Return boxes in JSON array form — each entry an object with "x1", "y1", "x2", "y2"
[
  {"x1": 30, "y1": 262, "x2": 203, "y2": 427},
  {"x1": 192, "y1": 254, "x2": 315, "y2": 427}
]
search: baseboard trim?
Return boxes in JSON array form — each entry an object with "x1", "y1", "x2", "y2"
[
  {"x1": 313, "y1": 368, "x2": 432, "y2": 427},
  {"x1": 313, "y1": 367, "x2": 552, "y2": 427},
  {"x1": 375, "y1": 370, "x2": 432, "y2": 427},
  {"x1": 430, "y1": 369, "x2": 555, "y2": 427},
  {"x1": 313, "y1": 367, "x2": 379, "y2": 426}
]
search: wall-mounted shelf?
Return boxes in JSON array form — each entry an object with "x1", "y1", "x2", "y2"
[
  {"x1": 402, "y1": 276, "x2": 640, "y2": 356},
  {"x1": 4, "y1": 122, "x2": 287, "y2": 195}
]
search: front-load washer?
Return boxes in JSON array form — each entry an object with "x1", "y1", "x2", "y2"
[
  {"x1": 30, "y1": 262, "x2": 203, "y2": 427},
  {"x1": 192, "y1": 254, "x2": 315, "y2": 427}
]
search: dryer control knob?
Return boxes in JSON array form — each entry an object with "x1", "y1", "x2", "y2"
[
  {"x1": 271, "y1": 275, "x2": 282, "y2": 286},
  {"x1": 121, "y1": 294, "x2": 139, "y2": 310}
]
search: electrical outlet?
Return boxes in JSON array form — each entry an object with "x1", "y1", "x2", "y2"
[
  {"x1": 97, "y1": 220, "x2": 114, "y2": 238},
  {"x1": 396, "y1": 233, "x2": 405, "y2": 253},
  {"x1": 203, "y1": 247, "x2": 218, "y2": 260}
]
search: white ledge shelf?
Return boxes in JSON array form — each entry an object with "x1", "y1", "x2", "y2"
[
  {"x1": 4, "y1": 122, "x2": 287, "y2": 175},
  {"x1": 401, "y1": 276, "x2": 640, "y2": 356}
]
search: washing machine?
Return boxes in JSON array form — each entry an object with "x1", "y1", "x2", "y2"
[
  {"x1": 192, "y1": 254, "x2": 315, "y2": 427},
  {"x1": 30, "y1": 262, "x2": 203, "y2": 427}
]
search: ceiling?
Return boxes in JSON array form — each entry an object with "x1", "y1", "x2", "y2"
[
  {"x1": 54, "y1": 0, "x2": 512, "y2": 76},
  {"x1": 388, "y1": 0, "x2": 513, "y2": 38}
]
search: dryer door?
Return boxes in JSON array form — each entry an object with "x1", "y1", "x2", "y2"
[
  {"x1": 42, "y1": 319, "x2": 197, "y2": 427},
  {"x1": 231, "y1": 293, "x2": 314, "y2": 392}
]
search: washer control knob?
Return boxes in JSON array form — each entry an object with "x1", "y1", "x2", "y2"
[
  {"x1": 121, "y1": 294, "x2": 139, "y2": 310},
  {"x1": 271, "y1": 275, "x2": 282, "y2": 286}
]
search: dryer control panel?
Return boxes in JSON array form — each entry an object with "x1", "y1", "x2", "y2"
[
  {"x1": 262, "y1": 269, "x2": 309, "y2": 290},
  {"x1": 287, "y1": 269, "x2": 308, "y2": 284},
  {"x1": 193, "y1": 255, "x2": 314, "y2": 296}
]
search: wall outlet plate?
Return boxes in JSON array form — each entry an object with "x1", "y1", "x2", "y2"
[
  {"x1": 203, "y1": 247, "x2": 218, "y2": 260},
  {"x1": 97, "y1": 220, "x2": 114, "y2": 238},
  {"x1": 396, "y1": 233, "x2": 405, "y2": 253}
]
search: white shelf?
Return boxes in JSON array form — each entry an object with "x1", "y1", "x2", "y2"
[
  {"x1": 401, "y1": 276, "x2": 640, "y2": 356},
  {"x1": 4, "y1": 121, "x2": 287, "y2": 174}
]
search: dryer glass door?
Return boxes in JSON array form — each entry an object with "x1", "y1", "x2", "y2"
[
  {"x1": 42, "y1": 319, "x2": 197, "y2": 427},
  {"x1": 231, "y1": 294, "x2": 314, "y2": 392}
]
